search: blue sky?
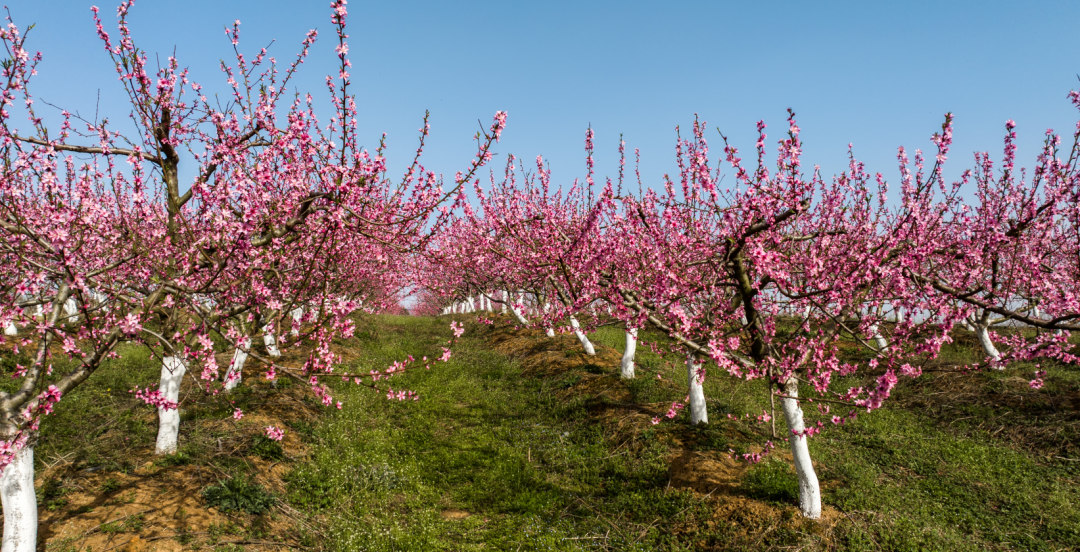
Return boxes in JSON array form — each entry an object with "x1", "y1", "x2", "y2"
[{"x1": 8, "y1": 0, "x2": 1080, "y2": 196}]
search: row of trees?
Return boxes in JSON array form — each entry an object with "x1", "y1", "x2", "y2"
[
  {"x1": 1, "y1": 4, "x2": 1077, "y2": 550},
  {"x1": 0, "y1": 3, "x2": 505, "y2": 550},
  {"x1": 419, "y1": 98, "x2": 1080, "y2": 519}
]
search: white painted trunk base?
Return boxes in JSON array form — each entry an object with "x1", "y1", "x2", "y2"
[
  {"x1": 569, "y1": 317, "x2": 595, "y2": 355},
  {"x1": 224, "y1": 338, "x2": 250, "y2": 392},
  {"x1": 3, "y1": 323, "x2": 15, "y2": 337},
  {"x1": 262, "y1": 326, "x2": 281, "y2": 357},
  {"x1": 155, "y1": 356, "x2": 187, "y2": 455},
  {"x1": 509, "y1": 302, "x2": 529, "y2": 325},
  {"x1": 781, "y1": 377, "x2": 822, "y2": 519},
  {"x1": 621, "y1": 328, "x2": 637, "y2": 379},
  {"x1": 686, "y1": 356, "x2": 708, "y2": 425},
  {"x1": 290, "y1": 308, "x2": 304, "y2": 337},
  {"x1": 868, "y1": 324, "x2": 887, "y2": 350},
  {"x1": 1, "y1": 445, "x2": 36, "y2": 552},
  {"x1": 975, "y1": 325, "x2": 1002, "y2": 366}
]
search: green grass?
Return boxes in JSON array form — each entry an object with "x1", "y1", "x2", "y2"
[
  {"x1": 283, "y1": 316, "x2": 1080, "y2": 551},
  {"x1": 288, "y1": 316, "x2": 712, "y2": 551}
]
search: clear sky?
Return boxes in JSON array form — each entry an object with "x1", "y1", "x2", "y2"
[{"x1": 7, "y1": 0, "x2": 1080, "y2": 196}]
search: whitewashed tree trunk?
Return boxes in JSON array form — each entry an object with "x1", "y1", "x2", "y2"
[
  {"x1": 290, "y1": 308, "x2": 304, "y2": 337},
  {"x1": 262, "y1": 326, "x2": 281, "y2": 357},
  {"x1": 621, "y1": 327, "x2": 637, "y2": 379},
  {"x1": 62, "y1": 297, "x2": 77, "y2": 320},
  {"x1": 155, "y1": 356, "x2": 187, "y2": 455},
  {"x1": 869, "y1": 324, "x2": 888, "y2": 350},
  {"x1": 781, "y1": 377, "x2": 822, "y2": 519},
  {"x1": 223, "y1": 337, "x2": 250, "y2": 392},
  {"x1": 3, "y1": 322, "x2": 15, "y2": 336},
  {"x1": 467, "y1": 296, "x2": 476, "y2": 312},
  {"x1": 509, "y1": 300, "x2": 529, "y2": 326},
  {"x1": 540, "y1": 301, "x2": 555, "y2": 336},
  {"x1": 569, "y1": 317, "x2": 596, "y2": 355},
  {"x1": 0, "y1": 444, "x2": 36, "y2": 552},
  {"x1": 975, "y1": 324, "x2": 1002, "y2": 366},
  {"x1": 686, "y1": 355, "x2": 707, "y2": 425},
  {"x1": 501, "y1": 291, "x2": 508, "y2": 314}
]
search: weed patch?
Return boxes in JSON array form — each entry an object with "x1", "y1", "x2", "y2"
[{"x1": 201, "y1": 477, "x2": 276, "y2": 515}]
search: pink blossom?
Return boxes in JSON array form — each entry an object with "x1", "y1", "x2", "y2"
[{"x1": 265, "y1": 426, "x2": 285, "y2": 441}]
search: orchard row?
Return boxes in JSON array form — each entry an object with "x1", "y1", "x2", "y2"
[
  {"x1": 0, "y1": 1, "x2": 1078, "y2": 550},
  {"x1": 418, "y1": 103, "x2": 1080, "y2": 519}
]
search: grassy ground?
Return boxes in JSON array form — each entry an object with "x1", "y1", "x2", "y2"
[
  {"x1": 289, "y1": 316, "x2": 1080, "y2": 551},
  {"x1": 0, "y1": 335, "x2": 325, "y2": 551},
  {"x1": 4, "y1": 314, "x2": 1079, "y2": 551}
]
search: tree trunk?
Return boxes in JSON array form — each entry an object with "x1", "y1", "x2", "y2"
[
  {"x1": 0, "y1": 444, "x2": 36, "y2": 552},
  {"x1": 621, "y1": 327, "x2": 637, "y2": 379},
  {"x1": 508, "y1": 295, "x2": 529, "y2": 325},
  {"x1": 262, "y1": 326, "x2": 281, "y2": 357},
  {"x1": 223, "y1": 337, "x2": 249, "y2": 392},
  {"x1": 868, "y1": 324, "x2": 887, "y2": 350},
  {"x1": 155, "y1": 356, "x2": 187, "y2": 455},
  {"x1": 962, "y1": 315, "x2": 976, "y2": 332},
  {"x1": 3, "y1": 322, "x2": 15, "y2": 337},
  {"x1": 974, "y1": 323, "x2": 1002, "y2": 366},
  {"x1": 686, "y1": 355, "x2": 707, "y2": 425},
  {"x1": 542, "y1": 302, "x2": 555, "y2": 337},
  {"x1": 569, "y1": 317, "x2": 595, "y2": 355},
  {"x1": 781, "y1": 376, "x2": 822, "y2": 519},
  {"x1": 290, "y1": 308, "x2": 304, "y2": 337}
]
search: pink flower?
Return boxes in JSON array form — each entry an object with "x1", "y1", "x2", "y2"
[
  {"x1": 265, "y1": 426, "x2": 285, "y2": 441},
  {"x1": 450, "y1": 320, "x2": 465, "y2": 338},
  {"x1": 233, "y1": 408, "x2": 243, "y2": 420},
  {"x1": 1030, "y1": 370, "x2": 1048, "y2": 389}
]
